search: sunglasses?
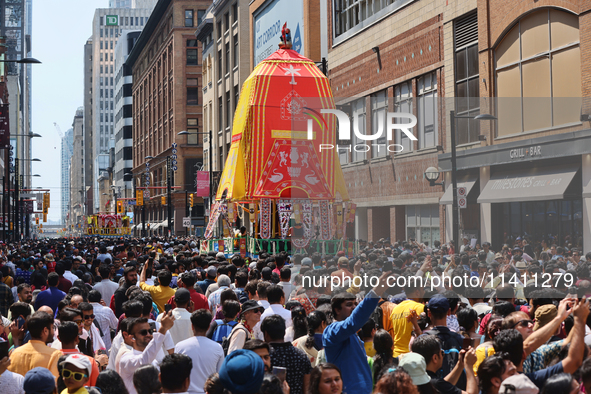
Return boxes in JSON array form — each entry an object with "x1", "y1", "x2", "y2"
[
  {"x1": 135, "y1": 328, "x2": 154, "y2": 336},
  {"x1": 83, "y1": 314, "x2": 95, "y2": 320},
  {"x1": 511, "y1": 319, "x2": 533, "y2": 328},
  {"x1": 73, "y1": 320, "x2": 83, "y2": 326},
  {"x1": 62, "y1": 369, "x2": 88, "y2": 381}
]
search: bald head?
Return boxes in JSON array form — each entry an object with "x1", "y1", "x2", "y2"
[
  {"x1": 37, "y1": 305, "x2": 54, "y2": 316},
  {"x1": 70, "y1": 295, "x2": 84, "y2": 309}
]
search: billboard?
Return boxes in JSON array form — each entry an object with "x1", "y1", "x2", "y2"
[
  {"x1": 253, "y1": 0, "x2": 304, "y2": 66},
  {"x1": 106, "y1": 15, "x2": 119, "y2": 26}
]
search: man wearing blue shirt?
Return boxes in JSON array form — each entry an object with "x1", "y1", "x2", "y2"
[
  {"x1": 323, "y1": 271, "x2": 390, "y2": 394},
  {"x1": 34, "y1": 272, "x2": 66, "y2": 313}
]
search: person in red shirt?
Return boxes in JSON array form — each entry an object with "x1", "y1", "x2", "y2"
[
  {"x1": 55, "y1": 263, "x2": 72, "y2": 294},
  {"x1": 166, "y1": 272, "x2": 208, "y2": 312},
  {"x1": 44, "y1": 254, "x2": 56, "y2": 273}
]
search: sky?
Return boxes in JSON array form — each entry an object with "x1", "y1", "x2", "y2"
[{"x1": 31, "y1": 0, "x2": 109, "y2": 222}]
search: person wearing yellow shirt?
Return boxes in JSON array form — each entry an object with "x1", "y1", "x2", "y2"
[
  {"x1": 139, "y1": 261, "x2": 176, "y2": 313},
  {"x1": 391, "y1": 284, "x2": 425, "y2": 357}
]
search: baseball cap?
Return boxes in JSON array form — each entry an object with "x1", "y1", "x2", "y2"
[
  {"x1": 428, "y1": 294, "x2": 450, "y2": 314},
  {"x1": 24, "y1": 367, "x2": 56, "y2": 394},
  {"x1": 398, "y1": 353, "x2": 431, "y2": 385},
  {"x1": 174, "y1": 288, "x2": 191, "y2": 304},
  {"x1": 216, "y1": 252, "x2": 226, "y2": 259},
  {"x1": 301, "y1": 257, "x2": 312, "y2": 266},
  {"x1": 499, "y1": 374, "x2": 539, "y2": 394},
  {"x1": 533, "y1": 304, "x2": 557, "y2": 331},
  {"x1": 206, "y1": 266, "x2": 217, "y2": 277},
  {"x1": 59, "y1": 353, "x2": 92, "y2": 377}
]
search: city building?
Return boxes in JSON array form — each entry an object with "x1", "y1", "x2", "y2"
[
  {"x1": 88, "y1": 6, "x2": 155, "y2": 214},
  {"x1": 322, "y1": 0, "x2": 591, "y2": 251},
  {"x1": 69, "y1": 108, "x2": 84, "y2": 233},
  {"x1": 196, "y1": 0, "x2": 250, "y2": 231},
  {"x1": 110, "y1": 0, "x2": 158, "y2": 8},
  {"x1": 127, "y1": 0, "x2": 210, "y2": 236},
  {"x1": 436, "y1": 0, "x2": 591, "y2": 250},
  {"x1": 83, "y1": 38, "x2": 94, "y2": 215},
  {"x1": 114, "y1": 30, "x2": 142, "y2": 199},
  {"x1": 60, "y1": 128, "x2": 73, "y2": 226}
]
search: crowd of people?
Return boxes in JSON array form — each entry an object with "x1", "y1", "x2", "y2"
[{"x1": 0, "y1": 235, "x2": 589, "y2": 394}]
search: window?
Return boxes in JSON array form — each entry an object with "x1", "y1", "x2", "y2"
[
  {"x1": 187, "y1": 119, "x2": 199, "y2": 145},
  {"x1": 226, "y1": 92, "x2": 231, "y2": 128},
  {"x1": 100, "y1": 65, "x2": 103, "y2": 74},
  {"x1": 225, "y1": 13, "x2": 229, "y2": 31},
  {"x1": 218, "y1": 97, "x2": 223, "y2": 131},
  {"x1": 234, "y1": 85, "x2": 239, "y2": 112},
  {"x1": 141, "y1": 17, "x2": 144, "y2": 25},
  {"x1": 218, "y1": 50, "x2": 222, "y2": 79},
  {"x1": 100, "y1": 16, "x2": 103, "y2": 25},
  {"x1": 371, "y1": 90, "x2": 388, "y2": 158},
  {"x1": 455, "y1": 13, "x2": 480, "y2": 145},
  {"x1": 233, "y1": 3, "x2": 238, "y2": 24},
  {"x1": 234, "y1": 34, "x2": 239, "y2": 68},
  {"x1": 198, "y1": 10, "x2": 206, "y2": 26},
  {"x1": 187, "y1": 49, "x2": 198, "y2": 65},
  {"x1": 100, "y1": 41, "x2": 103, "y2": 49},
  {"x1": 495, "y1": 9, "x2": 581, "y2": 136},
  {"x1": 185, "y1": 10, "x2": 194, "y2": 27},
  {"x1": 217, "y1": 22, "x2": 222, "y2": 39},
  {"x1": 394, "y1": 81, "x2": 413, "y2": 152},
  {"x1": 131, "y1": 16, "x2": 134, "y2": 26},
  {"x1": 334, "y1": 0, "x2": 413, "y2": 39},
  {"x1": 225, "y1": 42, "x2": 230, "y2": 74},
  {"x1": 351, "y1": 98, "x2": 366, "y2": 162},
  {"x1": 417, "y1": 72, "x2": 438, "y2": 149},
  {"x1": 187, "y1": 88, "x2": 199, "y2": 105},
  {"x1": 406, "y1": 205, "x2": 440, "y2": 246},
  {"x1": 100, "y1": 29, "x2": 103, "y2": 38}
]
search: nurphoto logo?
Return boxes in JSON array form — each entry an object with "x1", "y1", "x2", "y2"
[{"x1": 306, "y1": 109, "x2": 417, "y2": 153}]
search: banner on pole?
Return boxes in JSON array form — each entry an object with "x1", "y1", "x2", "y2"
[{"x1": 196, "y1": 171, "x2": 210, "y2": 197}]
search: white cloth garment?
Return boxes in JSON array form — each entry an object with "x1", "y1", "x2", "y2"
[{"x1": 174, "y1": 336, "x2": 225, "y2": 394}]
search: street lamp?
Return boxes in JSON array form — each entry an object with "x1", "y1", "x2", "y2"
[
  {"x1": 0, "y1": 57, "x2": 41, "y2": 64},
  {"x1": 178, "y1": 130, "x2": 213, "y2": 216},
  {"x1": 424, "y1": 167, "x2": 444, "y2": 191},
  {"x1": 12, "y1": 133, "x2": 42, "y2": 138},
  {"x1": 145, "y1": 155, "x2": 173, "y2": 236},
  {"x1": 12, "y1": 157, "x2": 41, "y2": 241},
  {"x1": 436, "y1": 111, "x2": 496, "y2": 251}
]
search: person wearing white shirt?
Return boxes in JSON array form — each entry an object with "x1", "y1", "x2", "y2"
[
  {"x1": 79, "y1": 302, "x2": 106, "y2": 353},
  {"x1": 278, "y1": 268, "x2": 294, "y2": 301},
  {"x1": 119, "y1": 312, "x2": 175, "y2": 394},
  {"x1": 63, "y1": 265, "x2": 79, "y2": 285},
  {"x1": 88, "y1": 290, "x2": 118, "y2": 351},
  {"x1": 254, "y1": 285, "x2": 293, "y2": 341},
  {"x1": 174, "y1": 309, "x2": 224, "y2": 394},
  {"x1": 0, "y1": 367, "x2": 25, "y2": 394},
  {"x1": 156, "y1": 288, "x2": 193, "y2": 345},
  {"x1": 93, "y1": 265, "x2": 119, "y2": 305},
  {"x1": 159, "y1": 353, "x2": 193, "y2": 394}
]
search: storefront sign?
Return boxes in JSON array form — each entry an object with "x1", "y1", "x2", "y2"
[{"x1": 509, "y1": 146, "x2": 542, "y2": 160}]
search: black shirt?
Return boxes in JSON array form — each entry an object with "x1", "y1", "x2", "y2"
[
  {"x1": 269, "y1": 342, "x2": 312, "y2": 394},
  {"x1": 424, "y1": 326, "x2": 466, "y2": 390},
  {"x1": 427, "y1": 370, "x2": 462, "y2": 394}
]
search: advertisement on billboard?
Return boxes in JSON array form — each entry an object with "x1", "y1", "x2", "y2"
[{"x1": 253, "y1": 0, "x2": 304, "y2": 66}]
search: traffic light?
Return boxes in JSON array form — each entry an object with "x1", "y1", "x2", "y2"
[
  {"x1": 136, "y1": 190, "x2": 143, "y2": 206},
  {"x1": 35, "y1": 217, "x2": 39, "y2": 225},
  {"x1": 43, "y1": 193, "x2": 50, "y2": 208},
  {"x1": 161, "y1": 196, "x2": 166, "y2": 205},
  {"x1": 189, "y1": 193, "x2": 194, "y2": 207},
  {"x1": 117, "y1": 201, "x2": 123, "y2": 214}
]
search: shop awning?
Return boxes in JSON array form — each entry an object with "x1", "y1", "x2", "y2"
[
  {"x1": 440, "y1": 175, "x2": 478, "y2": 205},
  {"x1": 151, "y1": 223, "x2": 161, "y2": 230},
  {"x1": 477, "y1": 165, "x2": 579, "y2": 204}
]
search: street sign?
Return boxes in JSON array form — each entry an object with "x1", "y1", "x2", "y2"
[
  {"x1": 458, "y1": 197, "x2": 467, "y2": 209},
  {"x1": 182, "y1": 217, "x2": 191, "y2": 227},
  {"x1": 457, "y1": 187, "x2": 467, "y2": 197}
]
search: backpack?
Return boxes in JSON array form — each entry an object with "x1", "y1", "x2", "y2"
[
  {"x1": 221, "y1": 324, "x2": 250, "y2": 356},
  {"x1": 212, "y1": 319, "x2": 239, "y2": 343}
]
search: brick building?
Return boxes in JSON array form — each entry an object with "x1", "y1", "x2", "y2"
[
  {"x1": 327, "y1": 0, "x2": 446, "y2": 245},
  {"x1": 126, "y1": 0, "x2": 210, "y2": 236},
  {"x1": 327, "y1": 0, "x2": 591, "y2": 251}
]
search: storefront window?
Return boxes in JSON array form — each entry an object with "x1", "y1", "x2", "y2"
[
  {"x1": 501, "y1": 199, "x2": 582, "y2": 252},
  {"x1": 406, "y1": 204, "x2": 440, "y2": 246}
]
